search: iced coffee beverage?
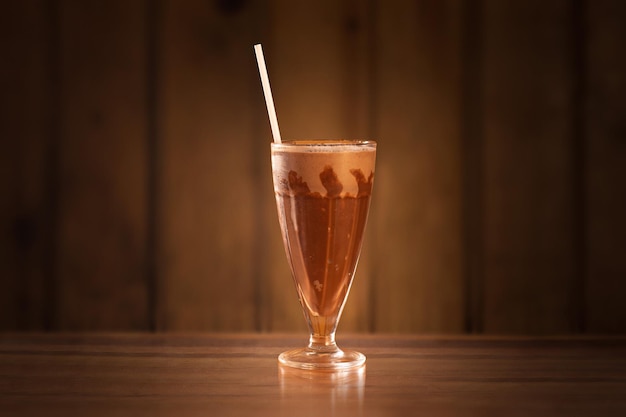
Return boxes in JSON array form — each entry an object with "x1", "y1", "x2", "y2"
[{"x1": 271, "y1": 140, "x2": 376, "y2": 370}]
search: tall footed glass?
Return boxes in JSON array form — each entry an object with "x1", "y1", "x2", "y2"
[{"x1": 271, "y1": 140, "x2": 376, "y2": 370}]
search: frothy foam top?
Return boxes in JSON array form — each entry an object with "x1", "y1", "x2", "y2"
[{"x1": 271, "y1": 141, "x2": 376, "y2": 197}]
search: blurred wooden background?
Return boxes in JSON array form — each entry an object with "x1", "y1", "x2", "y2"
[{"x1": 1, "y1": 0, "x2": 625, "y2": 334}]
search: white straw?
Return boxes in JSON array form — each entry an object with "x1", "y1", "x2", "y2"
[{"x1": 254, "y1": 44, "x2": 282, "y2": 144}]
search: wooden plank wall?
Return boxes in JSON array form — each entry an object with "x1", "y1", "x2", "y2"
[
  {"x1": 372, "y1": 0, "x2": 464, "y2": 333},
  {"x1": 0, "y1": 1, "x2": 52, "y2": 330},
  {"x1": 55, "y1": 0, "x2": 149, "y2": 330},
  {"x1": 585, "y1": 0, "x2": 626, "y2": 333},
  {"x1": 481, "y1": 0, "x2": 578, "y2": 333},
  {"x1": 1, "y1": 0, "x2": 624, "y2": 334}
]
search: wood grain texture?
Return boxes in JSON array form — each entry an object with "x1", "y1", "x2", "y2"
[
  {"x1": 371, "y1": 0, "x2": 464, "y2": 332},
  {"x1": 156, "y1": 0, "x2": 260, "y2": 331},
  {"x1": 0, "y1": 1, "x2": 51, "y2": 330},
  {"x1": 55, "y1": 0, "x2": 148, "y2": 330},
  {"x1": 585, "y1": 0, "x2": 626, "y2": 333},
  {"x1": 1, "y1": 334, "x2": 625, "y2": 416},
  {"x1": 481, "y1": 0, "x2": 577, "y2": 333}
]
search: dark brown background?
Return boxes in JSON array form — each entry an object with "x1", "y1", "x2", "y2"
[{"x1": 1, "y1": 0, "x2": 625, "y2": 334}]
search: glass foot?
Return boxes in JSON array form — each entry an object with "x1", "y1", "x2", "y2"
[{"x1": 278, "y1": 347, "x2": 366, "y2": 370}]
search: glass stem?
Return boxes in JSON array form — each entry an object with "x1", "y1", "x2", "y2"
[{"x1": 308, "y1": 332, "x2": 339, "y2": 353}]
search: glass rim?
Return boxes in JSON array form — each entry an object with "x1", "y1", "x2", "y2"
[{"x1": 270, "y1": 140, "x2": 376, "y2": 149}]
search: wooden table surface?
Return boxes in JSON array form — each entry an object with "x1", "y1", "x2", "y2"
[{"x1": 1, "y1": 333, "x2": 625, "y2": 416}]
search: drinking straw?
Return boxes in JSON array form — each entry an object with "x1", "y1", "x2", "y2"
[{"x1": 254, "y1": 44, "x2": 282, "y2": 144}]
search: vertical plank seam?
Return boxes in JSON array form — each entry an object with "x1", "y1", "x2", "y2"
[
  {"x1": 366, "y1": 0, "x2": 378, "y2": 334},
  {"x1": 252, "y1": 0, "x2": 271, "y2": 333},
  {"x1": 572, "y1": 0, "x2": 587, "y2": 334},
  {"x1": 146, "y1": 0, "x2": 160, "y2": 332},
  {"x1": 44, "y1": 0, "x2": 61, "y2": 331},
  {"x1": 461, "y1": 0, "x2": 484, "y2": 334}
]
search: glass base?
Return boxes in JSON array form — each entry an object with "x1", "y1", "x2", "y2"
[{"x1": 278, "y1": 347, "x2": 366, "y2": 370}]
